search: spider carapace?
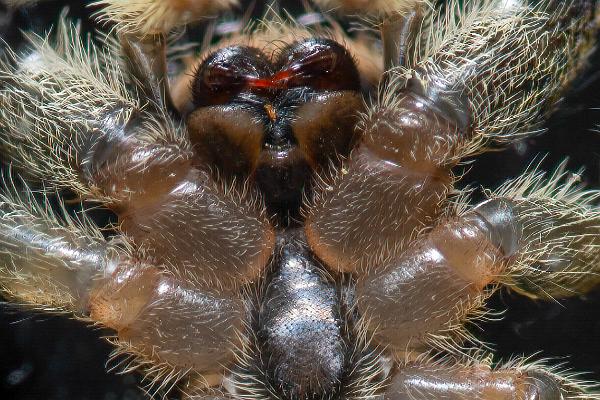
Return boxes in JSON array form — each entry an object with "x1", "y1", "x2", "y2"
[{"x1": 2, "y1": 1, "x2": 600, "y2": 400}]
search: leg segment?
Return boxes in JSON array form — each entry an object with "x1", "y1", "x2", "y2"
[
  {"x1": 0, "y1": 185, "x2": 110, "y2": 312},
  {"x1": 0, "y1": 14, "x2": 270, "y2": 393},
  {"x1": 356, "y1": 165, "x2": 600, "y2": 351},
  {"x1": 383, "y1": 358, "x2": 597, "y2": 400},
  {"x1": 313, "y1": 0, "x2": 425, "y2": 15},
  {"x1": 398, "y1": 0, "x2": 599, "y2": 151},
  {"x1": 356, "y1": 200, "x2": 504, "y2": 350},
  {"x1": 305, "y1": 0, "x2": 599, "y2": 273},
  {"x1": 380, "y1": 7, "x2": 424, "y2": 71},
  {"x1": 0, "y1": 19, "x2": 274, "y2": 288},
  {"x1": 93, "y1": 0, "x2": 237, "y2": 35},
  {"x1": 89, "y1": 261, "x2": 245, "y2": 374},
  {"x1": 476, "y1": 165, "x2": 600, "y2": 299},
  {"x1": 119, "y1": 32, "x2": 178, "y2": 116},
  {"x1": 305, "y1": 70, "x2": 468, "y2": 272},
  {"x1": 0, "y1": 189, "x2": 246, "y2": 379}
]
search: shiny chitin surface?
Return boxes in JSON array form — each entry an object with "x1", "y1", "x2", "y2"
[
  {"x1": 1, "y1": 1, "x2": 600, "y2": 400},
  {"x1": 258, "y1": 231, "x2": 345, "y2": 399}
]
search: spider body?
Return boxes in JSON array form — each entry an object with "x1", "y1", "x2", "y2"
[{"x1": 2, "y1": 1, "x2": 600, "y2": 400}]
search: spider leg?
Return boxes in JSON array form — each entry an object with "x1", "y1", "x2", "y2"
[
  {"x1": 356, "y1": 165, "x2": 600, "y2": 351},
  {"x1": 0, "y1": 18, "x2": 274, "y2": 288},
  {"x1": 0, "y1": 186, "x2": 246, "y2": 381},
  {"x1": 0, "y1": 184, "x2": 111, "y2": 312},
  {"x1": 305, "y1": 0, "x2": 599, "y2": 272},
  {"x1": 92, "y1": 0, "x2": 238, "y2": 35},
  {"x1": 0, "y1": 13, "x2": 271, "y2": 393},
  {"x1": 472, "y1": 165, "x2": 600, "y2": 300},
  {"x1": 355, "y1": 193, "x2": 505, "y2": 351},
  {"x1": 383, "y1": 356, "x2": 597, "y2": 400},
  {"x1": 120, "y1": 32, "x2": 178, "y2": 116},
  {"x1": 380, "y1": 7, "x2": 423, "y2": 71},
  {"x1": 313, "y1": 0, "x2": 425, "y2": 16}
]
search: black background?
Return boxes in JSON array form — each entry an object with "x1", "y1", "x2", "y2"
[{"x1": 1, "y1": 1, "x2": 600, "y2": 399}]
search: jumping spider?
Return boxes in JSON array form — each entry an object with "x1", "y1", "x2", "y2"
[{"x1": 1, "y1": 0, "x2": 600, "y2": 399}]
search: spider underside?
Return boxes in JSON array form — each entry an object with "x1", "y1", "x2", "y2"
[{"x1": 1, "y1": 1, "x2": 600, "y2": 400}]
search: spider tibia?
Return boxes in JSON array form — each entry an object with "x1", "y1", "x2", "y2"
[
  {"x1": 313, "y1": 0, "x2": 427, "y2": 16},
  {"x1": 93, "y1": 0, "x2": 238, "y2": 34},
  {"x1": 0, "y1": 190, "x2": 112, "y2": 312},
  {"x1": 481, "y1": 165, "x2": 600, "y2": 299}
]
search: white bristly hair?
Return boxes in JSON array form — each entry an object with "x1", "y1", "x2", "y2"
[
  {"x1": 484, "y1": 161, "x2": 600, "y2": 300},
  {"x1": 92, "y1": 0, "x2": 239, "y2": 34},
  {"x1": 0, "y1": 18, "x2": 187, "y2": 200}
]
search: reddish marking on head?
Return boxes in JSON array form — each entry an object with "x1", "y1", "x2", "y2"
[
  {"x1": 245, "y1": 50, "x2": 338, "y2": 90},
  {"x1": 244, "y1": 70, "x2": 295, "y2": 89}
]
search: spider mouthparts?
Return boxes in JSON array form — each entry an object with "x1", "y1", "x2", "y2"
[
  {"x1": 264, "y1": 103, "x2": 277, "y2": 121},
  {"x1": 254, "y1": 147, "x2": 312, "y2": 216}
]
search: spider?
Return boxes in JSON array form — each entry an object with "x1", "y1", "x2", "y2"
[{"x1": 1, "y1": 0, "x2": 600, "y2": 399}]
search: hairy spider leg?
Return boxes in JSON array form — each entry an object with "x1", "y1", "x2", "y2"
[
  {"x1": 305, "y1": 0, "x2": 599, "y2": 277},
  {"x1": 306, "y1": 1, "x2": 600, "y2": 399},
  {"x1": 0, "y1": 23, "x2": 275, "y2": 289},
  {"x1": 357, "y1": 166, "x2": 600, "y2": 350},
  {"x1": 0, "y1": 15, "x2": 276, "y2": 394},
  {"x1": 0, "y1": 184, "x2": 246, "y2": 386},
  {"x1": 382, "y1": 357, "x2": 595, "y2": 400}
]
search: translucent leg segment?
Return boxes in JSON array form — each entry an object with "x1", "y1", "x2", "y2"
[
  {"x1": 92, "y1": 0, "x2": 238, "y2": 34},
  {"x1": 0, "y1": 189, "x2": 246, "y2": 377},
  {"x1": 475, "y1": 165, "x2": 600, "y2": 299},
  {"x1": 356, "y1": 204, "x2": 503, "y2": 350},
  {"x1": 305, "y1": 0, "x2": 599, "y2": 274},
  {"x1": 383, "y1": 359, "x2": 597, "y2": 400},
  {"x1": 313, "y1": 0, "x2": 425, "y2": 15},
  {"x1": 402, "y1": 0, "x2": 599, "y2": 150},
  {"x1": 0, "y1": 19, "x2": 274, "y2": 288},
  {"x1": 0, "y1": 187, "x2": 112, "y2": 312},
  {"x1": 357, "y1": 166, "x2": 600, "y2": 350},
  {"x1": 305, "y1": 85, "x2": 466, "y2": 272},
  {"x1": 89, "y1": 262, "x2": 245, "y2": 373}
]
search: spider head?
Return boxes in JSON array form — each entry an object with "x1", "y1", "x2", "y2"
[{"x1": 187, "y1": 38, "x2": 363, "y2": 219}]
